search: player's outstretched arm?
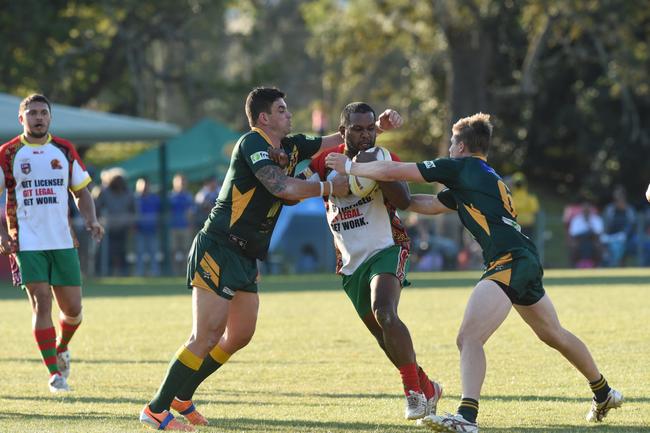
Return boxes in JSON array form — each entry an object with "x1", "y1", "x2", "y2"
[
  {"x1": 313, "y1": 109, "x2": 403, "y2": 158},
  {"x1": 408, "y1": 194, "x2": 456, "y2": 215},
  {"x1": 255, "y1": 165, "x2": 348, "y2": 201},
  {"x1": 646, "y1": 183, "x2": 650, "y2": 203},
  {"x1": 325, "y1": 152, "x2": 425, "y2": 183}
]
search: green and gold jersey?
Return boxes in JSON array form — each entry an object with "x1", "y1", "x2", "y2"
[
  {"x1": 203, "y1": 128, "x2": 321, "y2": 260},
  {"x1": 416, "y1": 156, "x2": 537, "y2": 265}
]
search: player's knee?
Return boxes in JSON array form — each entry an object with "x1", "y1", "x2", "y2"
[
  {"x1": 60, "y1": 305, "x2": 82, "y2": 321},
  {"x1": 536, "y1": 326, "x2": 564, "y2": 348},
  {"x1": 456, "y1": 329, "x2": 481, "y2": 351},
  {"x1": 31, "y1": 292, "x2": 53, "y2": 315},
  {"x1": 373, "y1": 306, "x2": 398, "y2": 329}
]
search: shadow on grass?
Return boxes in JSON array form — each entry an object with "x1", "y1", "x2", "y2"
[{"x1": 0, "y1": 411, "x2": 646, "y2": 433}]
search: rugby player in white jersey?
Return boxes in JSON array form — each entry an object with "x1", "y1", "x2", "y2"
[
  {"x1": 0, "y1": 94, "x2": 104, "y2": 392},
  {"x1": 302, "y1": 102, "x2": 442, "y2": 421}
]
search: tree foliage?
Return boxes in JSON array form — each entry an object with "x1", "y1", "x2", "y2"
[{"x1": 2, "y1": 0, "x2": 648, "y2": 200}]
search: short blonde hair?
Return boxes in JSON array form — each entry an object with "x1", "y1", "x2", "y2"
[{"x1": 452, "y1": 112, "x2": 493, "y2": 154}]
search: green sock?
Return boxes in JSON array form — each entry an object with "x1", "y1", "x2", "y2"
[
  {"x1": 149, "y1": 346, "x2": 203, "y2": 413},
  {"x1": 176, "y1": 345, "x2": 231, "y2": 401}
]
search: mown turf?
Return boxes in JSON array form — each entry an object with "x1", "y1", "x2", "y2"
[{"x1": 0, "y1": 269, "x2": 648, "y2": 432}]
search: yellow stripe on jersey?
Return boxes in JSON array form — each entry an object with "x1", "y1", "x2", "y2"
[
  {"x1": 250, "y1": 127, "x2": 273, "y2": 145},
  {"x1": 463, "y1": 203, "x2": 490, "y2": 235},
  {"x1": 70, "y1": 176, "x2": 91, "y2": 192},
  {"x1": 230, "y1": 184, "x2": 256, "y2": 227},
  {"x1": 20, "y1": 133, "x2": 52, "y2": 147},
  {"x1": 487, "y1": 253, "x2": 513, "y2": 271},
  {"x1": 175, "y1": 346, "x2": 203, "y2": 371}
]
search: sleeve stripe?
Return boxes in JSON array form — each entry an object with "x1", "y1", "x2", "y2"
[{"x1": 70, "y1": 176, "x2": 91, "y2": 192}]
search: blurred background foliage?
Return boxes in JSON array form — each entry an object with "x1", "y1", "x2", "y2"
[{"x1": 2, "y1": 0, "x2": 649, "y2": 203}]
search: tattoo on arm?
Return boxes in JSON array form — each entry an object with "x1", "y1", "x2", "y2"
[{"x1": 255, "y1": 165, "x2": 289, "y2": 196}]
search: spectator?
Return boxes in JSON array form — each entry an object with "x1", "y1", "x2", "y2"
[
  {"x1": 601, "y1": 186, "x2": 636, "y2": 267},
  {"x1": 169, "y1": 173, "x2": 194, "y2": 276},
  {"x1": 134, "y1": 177, "x2": 161, "y2": 276},
  {"x1": 193, "y1": 176, "x2": 220, "y2": 230},
  {"x1": 95, "y1": 168, "x2": 135, "y2": 276},
  {"x1": 509, "y1": 172, "x2": 539, "y2": 239},
  {"x1": 567, "y1": 201, "x2": 604, "y2": 268}
]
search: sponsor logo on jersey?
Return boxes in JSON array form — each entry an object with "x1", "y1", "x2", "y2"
[
  {"x1": 423, "y1": 160, "x2": 436, "y2": 169},
  {"x1": 222, "y1": 286, "x2": 235, "y2": 297},
  {"x1": 21, "y1": 162, "x2": 31, "y2": 174},
  {"x1": 250, "y1": 151, "x2": 270, "y2": 164},
  {"x1": 51, "y1": 159, "x2": 63, "y2": 170}
]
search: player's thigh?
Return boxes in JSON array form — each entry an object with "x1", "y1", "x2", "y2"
[
  {"x1": 25, "y1": 281, "x2": 53, "y2": 311},
  {"x1": 514, "y1": 294, "x2": 562, "y2": 336},
  {"x1": 459, "y1": 279, "x2": 512, "y2": 344},
  {"x1": 220, "y1": 291, "x2": 259, "y2": 352},
  {"x1": 369, "y1": 273, "x2": 401, "y2": 313},
  {"x1": 51, "y1": 285, "x2": 82, "y2": 316},
  {"x1": 191, "y1": 286, "x2": 230, "y2": 338}
]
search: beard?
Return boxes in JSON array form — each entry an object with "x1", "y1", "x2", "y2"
[{"x1": 29, "y1": 130, "x2": 48, "y2": 138}]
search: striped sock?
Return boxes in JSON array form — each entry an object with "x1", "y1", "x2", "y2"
[
  {"x1": 149, "y1": 346, "x2": 204, "y2": 413},
  {"x1": 398, "y1": 363, "x2": 422, "y2": 396},
  {"x1": 457, "y1": 397, "x2": 479, "y2": 423},
  {"x1": 176, "y1": 345, "x2": 231, "y2": 401},
  {"x1": 589, "y1": 375, "x2": 611, "y2": 403},
  {"x1": 417, "y1": 366, "x2": 436, "y2": 400},
  {"x1": 34, "y1": 327, "x2": 60, "y2": 376},
  {"x1": 57, "y1": 319, "x2": 81, "y2": 354}
]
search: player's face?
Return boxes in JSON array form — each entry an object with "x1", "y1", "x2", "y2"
[
  {"x1": 449, "y1": 134, "x2": 464, "y2": 158},
  {"x1": 20, "y1": 102, "x2": 51, "y2": 139},
  {"x1": 344, "y1": 112, "x2": 376, "y2": 154},
  {"x1": 267, "y1": 98, "x2": 292, "y2": 137}
]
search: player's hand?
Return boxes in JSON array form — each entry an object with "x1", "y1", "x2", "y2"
[
  {"x1": 86, "y1": 220, "x2": 104, "y2": 242},
  {"x1": 325, "y1": 153, "x2": 350, "y2": 174},
  {"x1": 0, "y1": 236, "x2": 16, "y2": 255},
  {"x1": 330, "y1": 173, "x2": 349, "y2": 197},
  {"x1": 267, "y1": 146, "x2": 288, "y2": 168},
  {"x1": 376, "y1": 109, "x2": 403, "y2": 132}
]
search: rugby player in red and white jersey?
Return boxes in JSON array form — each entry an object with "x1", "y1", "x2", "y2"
[
  {"x1": 0, "y1": 94, "x2": 104, "y2": 392},
  {"x1": 304, "y1": 102, "x2": 442, "y2": 421}
]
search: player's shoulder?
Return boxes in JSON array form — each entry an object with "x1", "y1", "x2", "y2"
[
  {"x1": 50, "y1": 135, "x2": 77, "y2": 149},
  {"x1": 0, "y1": 135, "x2": 21, "y2": 151}
]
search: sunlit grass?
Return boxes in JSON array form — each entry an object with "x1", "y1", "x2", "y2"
[{"x1": 0, "y1": 269, "x2": 648, "y2": 432}]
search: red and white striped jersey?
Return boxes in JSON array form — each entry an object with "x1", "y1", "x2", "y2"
[{"x1": 0, "y1": 134, "x2": 91, "y2": 251}]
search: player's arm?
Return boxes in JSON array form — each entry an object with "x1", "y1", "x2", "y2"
[
  {"x1": 408, "y1": 194, "x2": 456, "y2": 215},
  {"x1": 325, "y1": 153, "x2": 426, "y2": 183},
  {"x1": 646, "y1": 183, "x2": 650, "y2": 203},
  {"x1": 0, "y1": 193, "x2": 16, "y2": 255},
  {"x1": 255, "y1": 165, "x2": 348, "y2": 200},
  {"x1": 72, "y1": 187, "x2": 105, "y2": 242},
  {"x1": 355, "y1": 149, "x2": 411, "y2": 209},
  {"x1": 313, "y1": 109, "x2": 403, "y2": 158}
]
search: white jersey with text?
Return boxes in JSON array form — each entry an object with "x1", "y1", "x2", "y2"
[
  {"x1": 308, "y1": 144, "x2": 410, "y2": 275},
  {"x1": 0, "y1": 134, "x2": 91, "y2": 251}
]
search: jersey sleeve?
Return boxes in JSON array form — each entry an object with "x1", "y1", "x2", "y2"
[
  {"x1": 416, "y1": 157, "x2": 462, "y2": 184},
  {"x1": 65, "y1": 141, "x2": 92, "y2": 191},
  {"x1": 285, "y1": 134, "x2": 322, "y2": 160},
  {"x1": 437, "y1": 188, "x2": 458, "y2": 210},
  {"x1": 240, "y1": 133, "x2": 277, "y2": 174},
  {"x1": 306, "y1": 152, "x2": 326, "y2": 180}
]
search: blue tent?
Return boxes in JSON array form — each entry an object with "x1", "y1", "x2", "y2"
[{"x1": 118, "y1": 118, "x2": 240, "y2": 182}]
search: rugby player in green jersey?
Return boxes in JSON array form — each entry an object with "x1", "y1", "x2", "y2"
[
  {"x1": 326, "y1": 113, "x2": 622, "y2": 433},
  {"x1": 139, "y1": 87, "x2": 403, "y2": 431}
]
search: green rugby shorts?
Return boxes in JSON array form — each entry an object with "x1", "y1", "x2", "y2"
[
  {"x1": 341, "y1": 244, "x2": 410, "y2": 318},
  {"x1": 186, "y1": 231, "x2": 258, "y2": 300},
  {"x1": 481, "y1": 248, "x2": 545, "y2": 306},
  {"x1": 15, "y1": 248, "x2": 82, "y2": 288}
]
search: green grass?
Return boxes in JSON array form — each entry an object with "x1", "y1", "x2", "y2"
[{"x1": 0, "y1": 269, "x2": 649, "y2": 432}]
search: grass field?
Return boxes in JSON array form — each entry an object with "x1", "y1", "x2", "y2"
[{"x1": 0, "y1": 268, "x2": 648, "y2": 433}]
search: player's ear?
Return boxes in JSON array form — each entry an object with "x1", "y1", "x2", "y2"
[
  {"x1": 18, "y1": 113, "x2": 24, "y2": 125},
  {"x1": 258, "y1": 112, "x2": 269, "y2": 126},
  {"x1": 338, "y1": 125, "x2": 346, "y2": 140}
]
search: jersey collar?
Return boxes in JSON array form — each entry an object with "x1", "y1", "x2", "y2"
[
  {"x1": 471, "y1": 154, "x2": 488, "y2": 162},
  {"x1": 250, "y1": 127, "x2": 274, "y2": 146},
  {"x1": 21, "y1": 133, "x2": 51, "y2": 147}
]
